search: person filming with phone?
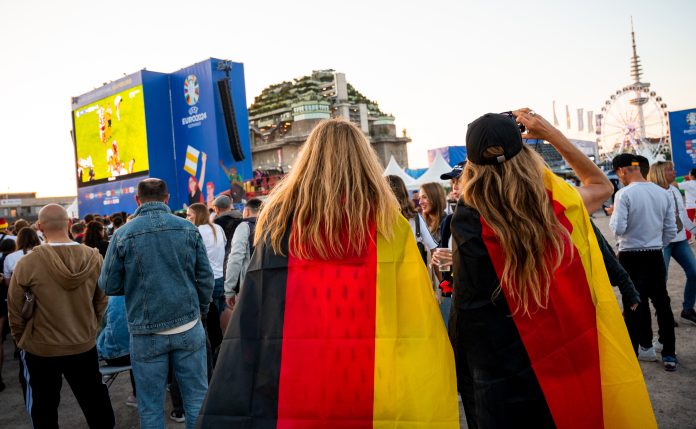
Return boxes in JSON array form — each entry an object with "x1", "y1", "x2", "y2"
[{"x1": 448, "y1": 109, "x2": 657, "y2": 428}]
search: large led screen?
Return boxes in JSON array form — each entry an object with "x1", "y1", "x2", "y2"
[{"x1": 73, "y1": 85, "x2": 149, "y2": 186}]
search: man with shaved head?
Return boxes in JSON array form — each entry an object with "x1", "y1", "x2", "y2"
[
  {"x1": 100, "y1": 178, "x2": 213, "y2": 428},
  {"x1": 8, "y1": 204, "x2": 114, "y2": 428}
]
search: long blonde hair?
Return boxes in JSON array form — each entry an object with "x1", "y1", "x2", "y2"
[
  {"x1": 419, "y1": 182, "x2": 446, "y2": 234},
  {"x1": 461, "y1": 145, "x2": 569, "y2": 315},
  {"x1": 647, "y1": 161, "x2": 673, "y2": 189},
  {"x1": 255, "y1": 119, "x2": 399, "y2": 259},
  {"x1": 188, "y1": 203, "x2": 218, "y2": 243}
]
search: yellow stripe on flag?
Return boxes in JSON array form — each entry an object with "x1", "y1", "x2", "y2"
[
  {"x1": 186, "y1": 152, "x2": 199, "y2": 163},
  {"x1": 373, "y1": 215, "x2": 459, "y2": 428},
  {"x1": 183, "y1": 145, "x2": 200, "y2": 176},
  {"x1": 184, "y1": 164, "x2": 197, "y2": 176},
  {"x1": 543, "y1": 170, "x2": 657, "y2": 429}
]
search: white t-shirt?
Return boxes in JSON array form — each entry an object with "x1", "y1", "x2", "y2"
[
  {"x1": 4, "y1": 249, "x2": 28, "y2": 278},
  {"x1": 408, "y1": 215, "x2": 438, "y2": 250},
  {"x1": 0, "y1": 234, "x2": 16, "y2": 242},
  {"x1": 667, "y1": 185, "x2": 696, "y2": 242},
  {"x1": 198, "y1": 223, "x2": 226, "y2": 279},
  {"x1": 677, "y1": 180, "x2": 696, "y2": 210}
]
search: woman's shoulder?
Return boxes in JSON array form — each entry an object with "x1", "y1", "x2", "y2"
[
  {"x1": 198, "y1": 224, "x2": 213, "y2": 233},
  {"x1": 388, "y1": 211, "x2": 416, "y2": 237},
  {"x1": 451, "y1": 202, "x2": 482, "y2": 229}
]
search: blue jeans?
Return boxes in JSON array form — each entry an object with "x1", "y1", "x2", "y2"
[
  {"x1": 212, "y1": 277, "x2": 226, "y2": 313},
  {"x1": 131, "y1": 320, "x2": 208, "y2": 429},
  {"x1": 663, "y1": 239, "x2": 696, "y2": 311},
  {"x1": 440, "y1": 296, "x2": 452, "y2": 329}
]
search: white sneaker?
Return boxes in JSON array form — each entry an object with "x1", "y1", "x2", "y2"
[
  {"x1": 653, "y1": 340, "x2": 664, "y2": 353},
  {"x1": 638, "y1": 346, "x2": 658, "y2": 362}
]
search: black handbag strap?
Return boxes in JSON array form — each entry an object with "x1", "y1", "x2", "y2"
[{"x1": 414, "y1": 214, "x2": 422, "y2": 241}]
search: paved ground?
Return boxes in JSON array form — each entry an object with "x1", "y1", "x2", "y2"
[{"x1": 0, "y1": 214, "x2": 694, "y2": 428}]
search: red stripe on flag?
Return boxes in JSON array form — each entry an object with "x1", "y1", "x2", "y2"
[
  {"x1": 479, "y1": 198, "x2": 603, "y2": 429},
  {"x1": 277, "y1": 228, "x2": 377, "y2": 428}
]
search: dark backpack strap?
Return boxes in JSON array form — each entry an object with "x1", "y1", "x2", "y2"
[
  {"x1": 246, "y1": 219, "x2": 257, "y2": 256},
  {"x1": 414, "y1": 215, "x2": 422, "y2": 241}
]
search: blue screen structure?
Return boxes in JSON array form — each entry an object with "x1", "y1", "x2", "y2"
[
  {"x1": 72, "y1": 58, "x2": 252, "y2": 216},
  {"x1": 669, "y1": 108, "x2": 696, "y2": 177}
]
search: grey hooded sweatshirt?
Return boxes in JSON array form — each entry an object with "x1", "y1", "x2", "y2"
[{"x1": 8, "y1": 243, "x2": 107, "y2": 357}]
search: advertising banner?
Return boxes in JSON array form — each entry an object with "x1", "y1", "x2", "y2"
[
  {"x1": 170, "y1": 59, "x2": 252, "y2": 210},
  {"x1": 669, "y1": 108, "x2": 696, "y2": 177},
  {"x1": 427, "y1": 146, "x2": 467, "y2": 166}
]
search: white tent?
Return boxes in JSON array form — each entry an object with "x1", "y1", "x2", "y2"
[
  {"x1": 412, "y1": 153, "x2": 452, "y2": 187},
  {"x1": 382, "y1": 155, "x2": 416, "y2": 187},
  {"x1": 65, "y1": 198, "x2": 79, "y2": 218}
]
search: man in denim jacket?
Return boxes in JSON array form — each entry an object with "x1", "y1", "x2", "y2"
[{"x1": 99, "y1": 178, "x2": 214, "y2": 429}]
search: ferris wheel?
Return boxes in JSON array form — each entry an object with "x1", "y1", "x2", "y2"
[
  {"x1": 596, "y1": 85, "x2": 670, "y2": 162},
  {"x1": 596, "y1": 20, "x2": 671, "y2": 164}
]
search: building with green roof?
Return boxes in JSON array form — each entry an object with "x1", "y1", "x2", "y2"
[{"x1": 248, "y1": 70, "x2": 410, "y2": 171}]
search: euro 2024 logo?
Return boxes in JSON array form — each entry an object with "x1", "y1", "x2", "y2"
[
  {"x1": 686, "y1": 112, "x2": 696, "y2": 128},
  {"x1": 184, "y1": 74, "x2": 200, "y2": 108},
  {"x1": 182, "y1": 74, "x2": 207, "y2": 127}
]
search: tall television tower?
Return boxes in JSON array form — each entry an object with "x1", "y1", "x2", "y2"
[{"x1": 629, "y1": 17, "x2": 649, "y2": 141}]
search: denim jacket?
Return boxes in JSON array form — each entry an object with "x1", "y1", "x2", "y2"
[
  {"x1": 98, "y1": 202, "x2": 214, "y2": 334},
  {"x1": 97, "y1": 296, "x2": 130, "y2": 359}
]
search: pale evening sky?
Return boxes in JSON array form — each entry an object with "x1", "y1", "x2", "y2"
[{"x1": 1, "y1": 0, "x2": 694, "y2": 196}]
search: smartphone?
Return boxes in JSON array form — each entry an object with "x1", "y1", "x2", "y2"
[{"x1": 500, "y1": 111, "x2": 526, "y2": 133}]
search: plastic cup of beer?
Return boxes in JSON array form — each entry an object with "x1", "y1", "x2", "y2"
[{"x1": 435, "y1": 247, "x2": 451, "y2": 272}]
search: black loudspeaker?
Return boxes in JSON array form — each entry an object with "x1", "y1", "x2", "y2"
[{"x1": 217, "y1": 79, "x2": 245, "y2": 162}]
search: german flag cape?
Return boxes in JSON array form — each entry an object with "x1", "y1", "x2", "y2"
[
  {"x1": 472, "y1": 170, "x2": 656, "y2": 429},
  {"x1": 197, "y1": 215, "x2": 459, "y2": 428}
]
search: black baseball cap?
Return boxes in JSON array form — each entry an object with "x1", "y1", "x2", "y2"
[
  {"x1": 465, "y1": 113, "x2": 523, "y2": 165},
  {"x1": 612, "y1": 153, "x2": 640, "y2": 171},
  {"x1": 440, "y1": 161, "x2": 466, "y2": 180}
]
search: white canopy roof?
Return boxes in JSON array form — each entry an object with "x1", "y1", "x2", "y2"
[
  {"x1": 65, "y1": 198, "x2": 79, "y2": 218},
  {"x1": 382, "y1": 155, "x2": 416, "y2": 186},
  {"x1": 412, "y1": 153, "x2": 452, "y2": 186}
]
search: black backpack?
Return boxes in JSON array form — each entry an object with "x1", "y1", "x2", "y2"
[
  {"x1": 214, "y1": 213, "x2": 243, "y2": 276},
  {"x1": 232, "y1": 218, "x2": 257, "y2": 294},
  {"x1": 245, "y1": 218, "x2": 257, "y2": 257}
]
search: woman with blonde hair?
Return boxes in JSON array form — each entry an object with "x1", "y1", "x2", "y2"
[
  {"x1": 648, "y1": 161, "x2": 696, "y2": 326},
  {"x1": 187, "y1": 203, "x2": 226, "y2": 314},
  {"x1": 198, "y1": 119, "x2": 459, "y2": 428},
  {"x1": 450, "y1": 110, "x2": 656, "y2": 428},
  {"x1": 419, "y1": 182, "x2": 447, "y2": 243}
]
